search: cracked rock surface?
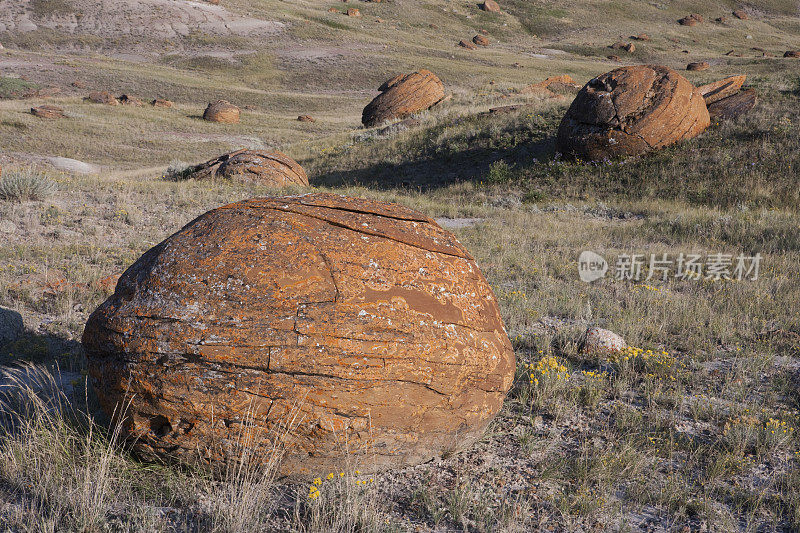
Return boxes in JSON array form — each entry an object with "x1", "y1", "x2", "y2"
[
  {"x1": 82, "y1": 193, "x2": 515, "y2": 478},
  {"x1": 186, "y1": 149, "x2": 309, "y2": 187},
  {"x1": 362, "y1": 70, "x2": 446, "y2": 127},
  {"x1": 556, "y1": 65, "x2": 710, "y2": 161}
]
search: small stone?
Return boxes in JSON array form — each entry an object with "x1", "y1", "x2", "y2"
[
  {"x1": 297, "y1": 114, "x2": 315, "y2": 122},
  {"x1": 473, "y1": 34, "x2": 489, "y2": 46},
  {"x1": 580, "y1": 327, "x2": 627, "y2": 355},
  {"x1": 687, "y1": 61, "x2": 710, "y2": 71}
]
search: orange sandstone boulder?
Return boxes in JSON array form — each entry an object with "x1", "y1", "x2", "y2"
[
  {"x1": 203, "y1": 100, "x2": 240, "y2": 123},
  {"x1": 556, "y1": 65, "x2": 710, "y2": 160},
  {"x1": 185, "y1": 149, "x2": 308, "y2": 187},
  {"x1": 152, "y1": 98, "x2": 173, "y2": 108},
  {"x1": 82, "y1": 193, "x2": 515, "y2": 478},
  {"x1": 118, "y1": 94, "x2": 144, "y2": 106},
  {"x1": 31, "y1": 105, "x2": 66, "y2": 119},
  {"x1": 698, "y1": 74, "x2": 746, "y2": 104},
  {"x1": 473, "y1": 34, "x2": 489, "y2": 46},
  {"x1": 733, "y1": 9, "x2": 748, "y2": 20},
  {"x1": 459, "y1": 39, "x2": 477, "y2": 50},
  {"x1": 85, "y1": 91, "x2": 118, "y2": 105},
  {"x1": 785, "y1": 51, "x2": 800, "y2": 58},
  {"x1": 480, "y1": 0, "x2": 500, "y2": 12},
  {"x1": 362, "y1": 70, "x2": 445, "y2": 127}
]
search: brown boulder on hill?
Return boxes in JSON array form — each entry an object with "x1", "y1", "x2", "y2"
[
  {"x1": 82, "y1": 193, "x2": 515, "y2": 478},
  {"x1": 708, "y1": 89, "x2": 757, "y2": 121},
  {"x1": 346, "y1": 8, "x2": 361, "y2": 17},
  {"x1": 297, "y1": 114, "x2": 315, "y2": 122},
  {"x1": 31, "y1": 105, "x2": 66, "y2": 119},
  {"x1": 733, "y1": 10, "x2": 748, "y2": 20},
  {"x1": 362, "y1": 70, "x2": 445, "y2": 127},
  {"x1": 203, "y1": 100, "x2": 240, "y2": 123},
  {"x1": 152, "y1": 98, "x2": 173, "y2": 108},
  {"x1": 698, "y1": 75, "x2": 746, "y2": 104},
  {"x1": 473, "y1": 34, "x2": 489, "y2": 46},
  {"x1": 611, "y1": 42, "x2": 635, "y2": 53},
  {"x1": 118, "y1": 94, "x2": 143, "y2": 106},
  {"x1": 556, "y1": 65, "x2": 710, "y2": 161},
  {"x1": 521, "y1": 74, "x2": 580, "y2": 97},
  {"x1": 687, "y1": 61, "x2": 709, "y2": 71},
  {"x1": 185, "y1": 149, "x2": 308, "y2": 186},
  {"x1": 632, "y1": 33, "x2": 651, "y2": 41},
  {"x1": 785, "y1": 51, "x2": 800, "y2": 58},
  {"x1": 678, "y1": 14, "x2": 703, "y2": 25},
  {"x1": 480, "y1": 0, "x2": 500, "y2": 12},
  {"x1": 459, "y1": 39, "x2": 477, "y2": 50},
  {"x1": 85, "y1": 91, "x2": 118, "y2": 105}
]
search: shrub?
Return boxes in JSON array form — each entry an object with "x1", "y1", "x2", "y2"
[
  {"x1": 0, "y1": 168, "x2": 57, "y2": 201},
  {"x1": 162, "y1": 160, "x2": 193, "y2": 181}
]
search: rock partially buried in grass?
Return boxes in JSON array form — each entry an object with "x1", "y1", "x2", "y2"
[
  {"x1": 687, "y1": 61, "x2": 709, "y2": 71},
  {"x1": 362, "y1": 69, "x2": 445, "y2": 127},
  {"x1": 151, "y1": 98, "x2": 173, "y2": 108},
  {"x1": 118, "y1": 94, "x2": 143, "y2": 106},
  {"x1": 480, "y1": 0, "x2": 500, "y2": 12},
  {"x1": 733, "y1": 9, "x2": 749, "y2": 20},
  {"x1": 459, "y1": 39, "x2": 477, "y2": 50},
  {"x1": 473, "y1": 34, "x2": 489, "y2": 46},
  {"x1": 203, "y1": 100, "x2": 240, "y2": 123},
  {"x1": 698, "y1": 74, "x2": 746, "y2": 104},
  {"x1": 184, "y1": 149, "x2": 309, "y2": 187},
  {"x1": 707, "y1": 88, "x2": 757, "y2": 121},
  {"x1": 84, "y1": 91, "x2": 118, "y2": 105},
  {"x1": 678, "y1": 14, "x2": 703, "y2": 26},
  {"x1": 785, "y1": 51, "x2": 800, "y2": 58},
  {"x1": 297, "y1": 114, "x2": 315, "y2": 122},
  {"x1": 346, "y1": 8, "x2": 361, "y2": 17},
  {"x1": 556, "y1": 65, "x2": 710, "y2": 161},
  {"x1": 580, "y1": 327, "x2": 626, "y2": 356},
  {"x1": 82, "y1": 193, "x2": 516, "y2": 478},
  {"x1": 31, "y1": 105, "x2": 66, "y2": 119}
]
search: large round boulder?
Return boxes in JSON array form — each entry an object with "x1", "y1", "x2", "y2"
[
  {"x1": 82, "y1": 193, "x2": 515, "y2": 477},
  {"x1": 203, "y1": 100, "x2": 240, "y2": 123},
  {"x1": 185, "y1": 149, "x2": 309, "y2": 187},
  {"x1": 362, "y1": 70, "x2": 445, "y2": 127},
  {"x1": 556, "y1": 65, "x2": 710, "y2": 161}
]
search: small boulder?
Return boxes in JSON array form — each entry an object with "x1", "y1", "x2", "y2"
[
  {"x1": 118, "y1": 94, "x2": 143, "y2": 106},
  {"x1": 732, "y1": 9, "x2": 748, "y2": 20},
  {"x1": 611, "y1": 42, "x2": 635, "y2": 53},
  {"x1": 716, "y1": 16, "x2": 728, "y2": 23},
  {"x1": 480, "y1": 0, "x2": 500, "y2": 12},
  {"x1": 152, "y1": 98, "x2": 173, "y2": 108},
  {"x1": 678, "y1": 14, "x2": 703, "y2": 25},
  {"x1": 697, "y1": 74, "x2": 746, "y2": 104},
  {"x1": 346, "y1": 8, "x2": 361, "y2": 17},
  {"x1": 203, "y1": 100, "x2": 240, "y2": 123},
  {"x1": 328, "y1": 7, "x2": 338, "y2": 12},
  {"x1": 297, "y1": 114, "x2": 315, "y2": 122},
  {"x1": 84, "y1": 91, "x2": 118, "y2": 105},
  {"x1": 785, "y1": 50, "x2": 800, "y2": 58},
  {"x1": 362, "y1": 70, "x2": 446, "y2": 127},
  {"x1": 607, "y1": 54, "x2": 621, "y2": 61},
  {"x1": 185, "y1": 149, "x2": 309, "y2": 187},
  {"x1": 473, "y1": 34, "x2": 489, "y2": 46},
  {"x1": 555, "y1": 65, "x2": 710, "y2": 161},
  {"x1": 459, "y1": 39, "x2": 477, "y2": 50},
  {"x1": 521, "y1": 74, "x2": 580, "y2": 96},
  {"x1": 687, "y1": 61, "x2": 709, "y2": 71},
  {"x1": 707, "y1": 89, "x2": 757, "y2": 121},
  {"x1": 631, "y1": 33, "x2": 650, "y2": 41},
  {"x1": 31, "y1": 105, "x2": 66, "y2": 119},
  {"x1": 580, "y1": 327, "x2": 627, "y2": 356}
]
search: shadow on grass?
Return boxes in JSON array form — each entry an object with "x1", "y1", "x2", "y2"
[{"x1": 312, "y1": 110, "x2": 559, "y2": 191}]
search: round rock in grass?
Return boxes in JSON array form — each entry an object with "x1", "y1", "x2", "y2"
[
  {"x1": 203, "y1": 100, "x2": 240, "y2": 123},
  {"x1": 185, "y1": 149, "x2": 308, "y2": 187},
  {"x1": 580, "y1": 327, "x2": 626, "y2": 356},
  {"x1": 82, "y1": 193, "x2": 516, "y2": 478},
  {"x1": 555, "y1": 64, "x2": 710, "y2": 161},
  {"x1": 362, "y1": 69, "x2": 445, "y2": 127}
]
